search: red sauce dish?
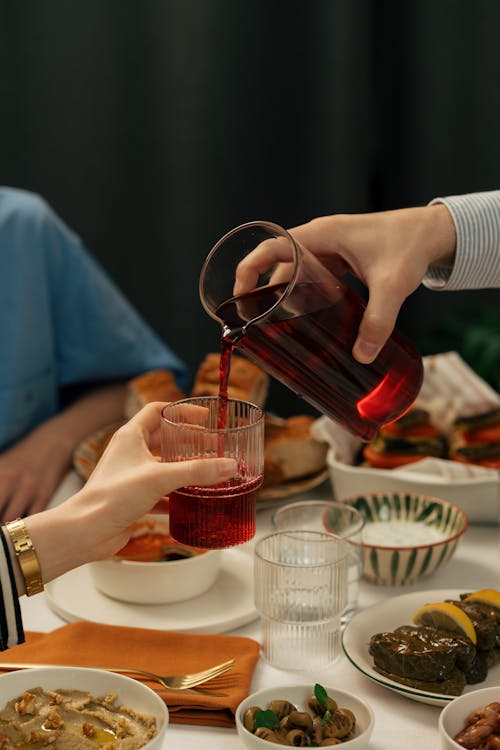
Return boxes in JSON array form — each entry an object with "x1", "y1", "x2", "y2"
[{"x1": 116, "y1": 533, "x2": 207, "y2": 562}]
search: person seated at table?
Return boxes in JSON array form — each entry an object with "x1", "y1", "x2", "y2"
[
  {"x1": 0, "y1": 187, "x2": 187, "y2": 522},
  {"x1": 234, "y1": 189, "x2": 500, "y2": 363},
  {"x1": 0, "y1": 402, "x2": 238, "y2": 650}
]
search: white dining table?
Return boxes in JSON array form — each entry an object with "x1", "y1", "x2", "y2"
[{"x1": 19, "y1": 471, "x2": 500, "y2": 750}]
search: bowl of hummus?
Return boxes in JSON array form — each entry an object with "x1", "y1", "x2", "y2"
[{"x1": 0, "y1": 666, "x2": 168, "y2": 750}]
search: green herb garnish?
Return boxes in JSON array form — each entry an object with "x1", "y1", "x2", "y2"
[
  {"x1": 253, "y1": 709, "x2": 281, "y2": 732},
  {"x1": 314, "y1": 683, "x2": 332, "y2": 725},
  {"x1": 314, "y1": 683, "x2": 328, "y2": 708}
]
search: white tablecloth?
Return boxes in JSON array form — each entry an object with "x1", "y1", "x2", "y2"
[{"x1": 20, "y1": 473, "x2": 500, "y2": 750}]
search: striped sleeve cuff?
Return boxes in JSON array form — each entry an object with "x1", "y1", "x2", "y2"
[
  {"x1": 424, "y1": 190, "x2": 500, "y2": 290},
  {"x1": 0, "y1": 527, "x2": 25, "y2": 650}
]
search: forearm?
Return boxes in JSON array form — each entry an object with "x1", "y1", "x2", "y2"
[
  {"x1": 23, "y1": 503, "x2": 95, "y2": 586},
  {"x1": 5, "y1": 489, "x2": 109, "y2": 595},
  {"x1": 47, "y1": 382, "x2": 127, "y2": 460},
  {"x1": 0, "y1": 383, "x2": 127, "y2": 522}
]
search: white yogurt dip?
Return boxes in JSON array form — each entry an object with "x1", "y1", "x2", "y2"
[{"x1": 363, "y1": 520, "x2": 446, "y2": 547}]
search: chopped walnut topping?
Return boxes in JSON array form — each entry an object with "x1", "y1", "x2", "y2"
[
  {"x1": 47, "y1": 692, "x2": 63, "y2": 706},
  {"x1": 81, "y1": 723, "x2": 95, "y2": 738},
  {"x1": 15, "y1": 692, "x2": 37, "y2": 715},
  {"x1": 44, "y1": 709, "x2": 64, "y2": 730},
  {"x1": 25, "y1": 729, "x2": 59, "y2": 747}
]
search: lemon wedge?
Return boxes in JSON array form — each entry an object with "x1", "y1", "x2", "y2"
[
  {"x1": 464, "y1": 588, "x2": 500, "y2": 609},
  {"x1": 412, "y1": 602, "x2": 477, "y2": 644}
]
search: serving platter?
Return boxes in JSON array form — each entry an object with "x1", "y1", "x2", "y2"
[
  {"x1": 46, "y1": 547, "x2": 258, "y2": 634},
  {"x1": 342, "y1": 588, "x2": 500, "y2": 707}
]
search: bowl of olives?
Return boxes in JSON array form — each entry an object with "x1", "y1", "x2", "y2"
[{"x1": 235, "y1": 683, "x2": 374, "y2": 748}]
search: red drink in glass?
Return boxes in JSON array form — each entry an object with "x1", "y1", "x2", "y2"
[
  {"x1": 161, "y1": 397, "x2": 264, "y2": 549},
  {"x1": 169, "y1": 473, "x2": 263, "y2": 549}
]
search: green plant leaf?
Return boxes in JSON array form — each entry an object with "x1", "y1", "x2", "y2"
[
  {"x1": 314, "y1": 683, "x2": 329, "y2": 708},
  {"x1": 253, "y1": 709, "x2": 280, "y2": 731}
]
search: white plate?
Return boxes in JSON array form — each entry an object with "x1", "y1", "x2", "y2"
[
  {"x1": 342, "y1": 588, "x2": 500, "y2": 707},
  {"x1": 46, "y1": 547, "x2": 257, "y2": 634}
]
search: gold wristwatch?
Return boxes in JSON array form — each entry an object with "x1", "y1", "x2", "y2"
[{"x1": 5, "y1": 518, "x2": 44, "y2": 596}]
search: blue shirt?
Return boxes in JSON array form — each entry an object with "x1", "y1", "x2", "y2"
[{"x1": 0, "y1": 187, "x2": 187, "y2": 450}]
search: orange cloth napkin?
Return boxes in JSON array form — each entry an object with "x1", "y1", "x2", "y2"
[{"x1": 1, "y1": 622, "x2": 260, "y2": 727}]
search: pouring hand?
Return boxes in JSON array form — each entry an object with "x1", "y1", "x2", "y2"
[{"x1": 234, "y1": 205, "x2": 456, "y2": 363}]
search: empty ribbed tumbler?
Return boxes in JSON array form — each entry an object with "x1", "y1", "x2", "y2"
[
  {"x1": 254, "y1": 530, "x2": 349, "y2": 671},
  {"x1": 272, "y1": 500, "x2": 365, "y2": 624}
]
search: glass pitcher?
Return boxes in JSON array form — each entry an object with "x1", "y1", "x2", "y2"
[{"x1": 199, "y1": 220, "x2": 423, "y2": 441}]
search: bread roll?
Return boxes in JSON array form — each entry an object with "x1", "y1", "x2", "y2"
[
  {"x1": 124, "y1": 369, "x2": 185, "y2": 419},
  {"x1": 192, "y1": 352, "x2": 269, "y2": 408},
  {"x1": 262, "y1": 414, "x2": 328, "y2": 488}
]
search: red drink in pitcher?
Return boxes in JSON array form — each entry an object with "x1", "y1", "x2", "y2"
[
  {"x1": 217, "y1": 280, "x2": 422, "y2": 441},
  {"x1": 199, "y1": 221, "x2": 423, "y2": 442}
]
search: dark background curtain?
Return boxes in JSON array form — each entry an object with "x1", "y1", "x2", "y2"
[{"x1": 1, "y1": 0, "x2": 499, "y2": 415}]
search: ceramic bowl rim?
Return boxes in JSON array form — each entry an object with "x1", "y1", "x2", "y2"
[
  {"x1": 101, "y1": 547, "x2": 221, "y2": 569},
  {"x1": 341, "y1": 491, "x2": 469, "y2": 552}
]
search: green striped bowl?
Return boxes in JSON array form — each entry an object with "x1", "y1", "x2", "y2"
[{"x1": 342, "y1": 492, "x2": 468, "y2": 586}]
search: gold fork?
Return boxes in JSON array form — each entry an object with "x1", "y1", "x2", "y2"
[{"x1": 0, "y1": 658, "x2": 235, "y2": 691}]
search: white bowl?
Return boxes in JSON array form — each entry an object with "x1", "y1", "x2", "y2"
[
  {"x1": 439, "y1": 686, "x2": 500, "y2": 750},
  {"x1": 90, "y1": 549, "x2": 222, "y2": 604},
  {"x1": 90, "y1": 513, "x2": 222, "y2": 604},
  {"x1": 0, "y1": 666, "x2": 168, "y2": 750},
  {"x1": 328, "y1": 449, "x2": 500, "y2": 524},
  {"x1": 236, "y1": 684, "x2": 374, "y2": 750}
]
